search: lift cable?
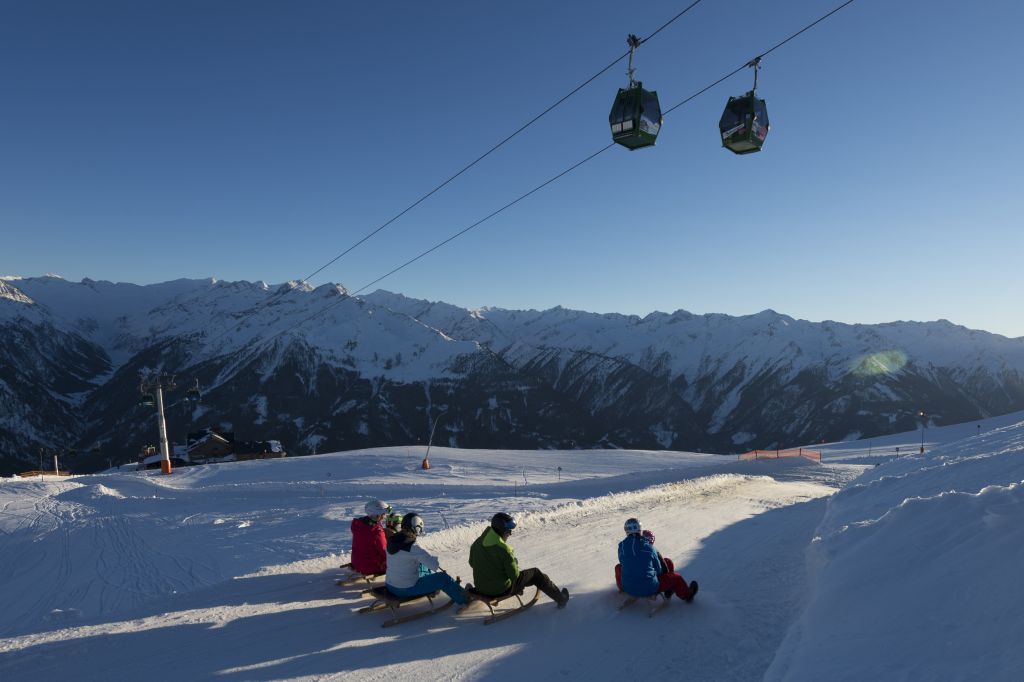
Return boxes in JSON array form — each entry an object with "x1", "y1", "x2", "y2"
[
  {"x1": 276, "y1": 0, "x2": 861, "y2": 338},
  {"x1": 194, "y1": 1, "x2": 709, "y2": 350},
  {"x1": 664, "y1": 0, "x2": 857, "y2": 116},
  {"x1": 202, "y1": 0, "x2": 859, "y2": 356},
  {"x1": 299, "y1": 0, "x2": 708, "y2": 286}
]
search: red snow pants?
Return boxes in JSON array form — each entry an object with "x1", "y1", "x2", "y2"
[
  {"x1": 616, "y1": 557, "x2": 690, "y2": 599},
  {"x1": 657, "y1": 570, "x2": 693, "y2": 600}
]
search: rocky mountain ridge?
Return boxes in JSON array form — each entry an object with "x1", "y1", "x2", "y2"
[{"x1": 2, "y1": 275, "x2": 1023, "y2": 474}]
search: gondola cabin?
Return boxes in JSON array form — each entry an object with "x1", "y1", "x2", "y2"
[
  {"x1": 609, "y1": 83, "x2": 662, "y2": 150},
  {"x1": 719, "y1": 92, "x2": 769, "y2": 154}
]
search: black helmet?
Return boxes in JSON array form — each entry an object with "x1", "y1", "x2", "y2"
[
  {"x1": 490, "y1": 512, "x2": 516, "y2": 537},
  {"x1": 401, "y1": 513, "x2": 424, "y2": 535}
]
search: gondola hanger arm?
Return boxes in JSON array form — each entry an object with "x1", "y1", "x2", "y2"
[
  {"x1": 626, "y1": 34, "x2": 641, "y2": 87},
  {"x1": 747, "y1": 56, "x2": 762, "y2": 92}
]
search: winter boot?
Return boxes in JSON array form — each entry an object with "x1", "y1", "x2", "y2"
[
  {"x1": 557, "y1": 588, "x2": 570, "y2": 609},
  {"x1": 686, "y1": 581, "x2": 699, "y2": 603}
]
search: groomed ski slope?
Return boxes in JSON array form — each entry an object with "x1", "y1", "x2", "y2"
[{"x1": 1, "y1": 411, "x2": 1023, "y2": 681}]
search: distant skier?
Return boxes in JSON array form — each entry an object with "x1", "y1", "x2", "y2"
[
  {"x1": 617, "y1": 518, "x2": 697, "y2": 602},
  {"x1": 385, "y1": 513, "x2": 469, "y2": 605},
  {"x1": 468, "y1": 512, "x2": 570, "y2": 608},
  {"x1": 350, "y1": 500, "x2": 390, "y2": 575}
]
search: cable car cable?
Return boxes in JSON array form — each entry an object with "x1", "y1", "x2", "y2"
[
  {"x1": 193, "y1": 0, "x2": 709, "y2": 350},
  {"x1": 201, "y1": 0, "x2": 858, "y2": 354},
  {"x1": 277, "y1": 143, "x2": 617, "y2": 336},
  {"x1": 664, "y1": 0, "x2": 857, "y2": 116},
  {"x1": 300, "y1": 0, "x2": 707, "y2": 286},
  {"x1": 279, "y1": 0, "x2": 861, "y2": 337}
]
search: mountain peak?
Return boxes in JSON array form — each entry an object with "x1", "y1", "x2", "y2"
[
  {"x1": 0, "y1": 280, "x2": 34, "y2": 305},
  {"x1": 275, "y1": 280, "x2": 314, "y2": 294}
]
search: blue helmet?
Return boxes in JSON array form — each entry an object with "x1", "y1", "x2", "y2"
[{"x1": 624, "y1": 517, "x2": 642, "y2": 535}]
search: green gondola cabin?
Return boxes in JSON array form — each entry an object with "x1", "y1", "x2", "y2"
[
  {"x1": 609, "y1": 83, "x2": 662, "y2": 150},
  {"x1": 719, "y1": 91, "x2": 769, "y2": 154}
]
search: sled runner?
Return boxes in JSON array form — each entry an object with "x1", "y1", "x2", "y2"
[
  {"x1": 357, "y1": 587, "x2": 455, "y2": 628},
  {"x1": 618, "y1": 592, "x2": 670, "y2": 617},
  {"x1": 336, "y1": 562, "x2": 384, "y2": 586},
  {"x1": 458, "y1": 586, "x2": 541, "y2": 625}
]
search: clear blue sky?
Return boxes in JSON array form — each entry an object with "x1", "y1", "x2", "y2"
[{"x1": 2, "y1": 1, "x2": 1022, "y2": 337}]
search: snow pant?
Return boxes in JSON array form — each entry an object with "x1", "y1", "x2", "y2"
[
  {"x1": 512, "y1": 567, "x2": 564, "y2": 604},
  {"x1": 657, "y1": 570, "x2": 693, "y2": 600},
  {"x1": 388, "y1": 571, "x2": 467, "y2": 605},
  {"x1": 615, "y1": 557, "x2": 675, "y2": 591}
]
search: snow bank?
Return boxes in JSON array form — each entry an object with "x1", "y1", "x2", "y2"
[{"x1": 766, "y1": 422, "x2": 1024, "y2": 681}]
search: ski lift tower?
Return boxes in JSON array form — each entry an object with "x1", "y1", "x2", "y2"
[
  {"x1": 139, "y1": 372, "x2": 176, "y2": 474},
  {"x1": 422, "y1": 410, "x2": 446, "y2": 471},
  {"x1": 917, "y1": 410, "x2": 928, "y2": 454}
]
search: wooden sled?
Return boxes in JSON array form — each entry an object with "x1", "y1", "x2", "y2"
[
  {"x1": 458, "y1": 586, "x2": 540, "y2": 625},
  {"x1": 618, "y1": 592, "x2": 670, "y2": 617},
  {"x1": 336, "y1": 562, "x2": 384, "y2": 587},
  {"x1": 357, "y1": 586, "x2": 454, "y2": 628}
]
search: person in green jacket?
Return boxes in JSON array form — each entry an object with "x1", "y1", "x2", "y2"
[{"x1": 468, "y1": 512, "x2": 569, "y2": 608}]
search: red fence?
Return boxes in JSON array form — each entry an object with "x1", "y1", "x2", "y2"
[{"x1": 738, "y1": 448, "x2": 821, "y2": 462}]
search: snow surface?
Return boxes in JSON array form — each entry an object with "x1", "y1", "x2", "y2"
[{"x1": 1, "y1": 414, "x2": 1022, "y2": 680}]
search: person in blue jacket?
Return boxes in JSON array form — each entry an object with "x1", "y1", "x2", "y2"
[{"x1": 617, "y1": 517, "x2": 697, "y2": 601}]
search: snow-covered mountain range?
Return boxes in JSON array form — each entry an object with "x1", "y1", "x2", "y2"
[{"x1": 2, "y1": 275, "x2": 1023, "y2": 474}]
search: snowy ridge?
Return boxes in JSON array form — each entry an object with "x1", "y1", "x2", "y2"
[
  {"x1": 4, "y1": 276, "x2": 1024, "y2": 475},
  {"x1": 368, "y1": 291, "x2": 1024, "y2": 396},
  {"x1": 0, "y1": 280, "x2": 33, "y2": 306},
  {"x1": 0, "y1": 280, "x2": 46, "y2": 324},
  {"x1": 7, "y1": 277, "x2": 1022, "y2": 383}
]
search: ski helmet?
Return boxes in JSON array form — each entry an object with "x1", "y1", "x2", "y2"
[
  {"x1": 490, "y1": 512, "x2": 516, "y2": 537},
  {"x1": 401, "y1": 513, "x2": 425, "y2": 535},
  {"x1": 365, "y1": 500, "x2": 390, "y2": 517},
  {"x1": 641, "y1": 529, "x2": 656, "y2": 545},
  {"x1": 624, "y1": 517, "x2": 642, "y2": 535}
]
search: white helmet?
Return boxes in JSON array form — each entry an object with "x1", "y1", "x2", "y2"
[
  {"x1": 401, "y1": 513, "x2": 425, "y2": 536},
  {"x1": 624, "y1": 517, "x2": 642, "y2": 535},
  {"x1": 365, "y1": 500, "x2": 390, "y2": 517}
]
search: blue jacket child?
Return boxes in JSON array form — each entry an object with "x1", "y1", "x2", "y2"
[
  {"x1": 617, "y1": 517, "x2": 698, "y2": 602},
  {"x1": 618, "y1": 531, "x2": 663, "y2": 597}
]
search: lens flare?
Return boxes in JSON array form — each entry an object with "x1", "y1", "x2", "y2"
[{"x1": 850, "y1": 350, "x2": 908, "y2": 377}]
